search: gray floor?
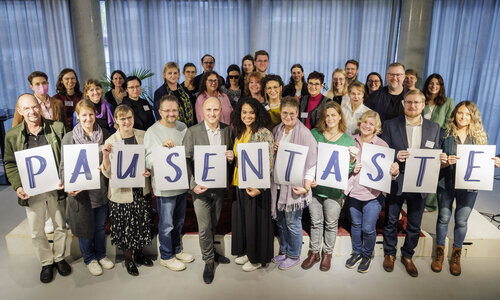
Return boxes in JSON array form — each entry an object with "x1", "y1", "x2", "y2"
[{"x1": 1, "y1": 179, "x2": 500, "y2": 300}]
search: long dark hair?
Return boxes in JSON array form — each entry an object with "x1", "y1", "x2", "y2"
[
  {"x1": 288, "y1": 63, "x2": 307, "y2": 86},
  {"x1": 364, "y1": 72, "x2": 383, "y2": 99},
  {"x1": 423, "y1": 73, "x2": 447, "y2": 106},
  {"x1": 225, "y1": 64, "x2": 241, "y2": 89},
  {"x1": 231, "y1": 97, "x2": 271, "y2": 139},
  {"x1": 198, "y1": 71, "x2": 222, "y2": 95},
  {"x1": 110, "y1": 70, "x2": 126, "y2": 89},
  {"x1": 56, "y1": 68, "x2": 82, "y2": 96}
]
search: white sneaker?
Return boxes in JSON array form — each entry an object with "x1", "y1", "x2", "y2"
[
  {"x1": 160, "y1": 257, "x2": 186, "y2": 271},
  {"x1": 87, "y1": 260, "x2": 103, "y2": 276},
  {"x1": 234, "y1": 255, "x2": 248, "y2": 265},
  {"x1": 242, "y1": 261, "x2": 262, "y2": 272},
  {"x1": 99, "y1": 257, "x2": 115, "y2": 270},
  {"x1": 175, "y1": 252, "x2": 194, "y2": 263},
  {"x1": 44, "y1": 219, "x2": 54, "y2": 234}
]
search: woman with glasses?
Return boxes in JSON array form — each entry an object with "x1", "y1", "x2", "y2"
[
  {"x1": 324, "y1": 68, "x2": 349, "y2": 105},
  {"x1": 364, "y1": 72, "x2": 383, "y2": 100},
  {"x1": 121, "y1": 76, "x2": 155, "y2": 131},
  {"x1": 298, "y1": 71, "x2": 330, "y2": 129},
  {"x1": 262, "y1": 74, "x2": 284, "y2": 127},
  {"x1": 195, "y1": 71, "x2": 233, "y2": 124}
]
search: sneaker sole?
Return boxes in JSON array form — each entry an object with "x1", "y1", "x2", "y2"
[
  {"x1": 358, "y1": 262, "x2": 371, "y2": 273},
  {"x1": 242, "y1": 265, "x2": 261, "y2": 272},
  {"x1": 160, "y1": 261, "x2": 186, "y2": 271},
  {"x1": 279, "y1": 262, "x2": 300, "y2": 270},
  {"x1": 345, "y1": 259, "x2": 362, "y2": 269}
]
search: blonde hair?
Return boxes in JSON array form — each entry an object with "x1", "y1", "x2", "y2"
[
  {"x1": 326, "y1": 68, "x2": 348, "y2": 98},
  {"x1": 114, "y1": 104, "x2": 134, "y2": 120},
  {"x1": 357, "y1": 110, "x2": 382, "y2": 136},
  {"x1": 75, "y1": 99, "x2": 96, "y2": 115},
  {"x1": 163, "y1": 62, "x2": 179, "y2": 75},
  {"x1": 83, "y1": 79, "x2": 102, "y2": 100},
  {"x1": 348, "y1": 82, "x2": 365, "y2": 95},
  {"x1": 445, "y1": 101, "x2": 488, "y2": 145},
  {"x1": 404, "y1": 89, "x2": 426, "y2": 103},
  {"x1": 317, "y1": 101, "x2": 346, "y2": 134}
]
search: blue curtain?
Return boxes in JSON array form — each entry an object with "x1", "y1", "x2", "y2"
[
  {"x1": 426, "y1": 0, "x2": 500, "y2": 147},
  {"x1": 104, "y1": 0, "x2": 394, "y2": 95},
  {"x1": 0, "y1": 0, "x2": 77, "y2": 118}
]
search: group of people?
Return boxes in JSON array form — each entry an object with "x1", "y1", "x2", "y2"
[{"x1": 4, "y1": 51, "x2": 499, "y2": 286}]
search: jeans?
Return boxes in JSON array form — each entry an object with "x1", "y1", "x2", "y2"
[
  {"x1": 436, "y1": 188, "x2": 478, "y2": 248},
  {"x1": 79, "y1": 203, "x2": 109, "y2": 264},
  {"x1": 276, "y1": 208, "x2": 303, "y2": 258},
  {"x1": 156, "y1": 193, "x2": 188, "y2": 260},
  {"x1": 383, "y1": 193, "x2": 425, "y2": 259},
  {"x1": 308, "y1": 196, "x2": 343, "y2": 254},
  {"x1": 348, "y1": 196, "x2": 383, "y2": 258}
]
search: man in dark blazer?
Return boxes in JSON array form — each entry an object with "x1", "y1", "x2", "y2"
[
  {"x1": 183, "y1": 97, "x2": 234, "y2": 284},
  {"x1": 380, "y1": 89, "x2": 440, "y2": 277}
]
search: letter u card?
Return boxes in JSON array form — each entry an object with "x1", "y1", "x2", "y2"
[
  {"x1": 63, "y1": 144, "x2": 100, "y2": 192},
  {"x1": 110, "y1": 144, "x2": 145, "y2": 188},
  {"x1": 455, "y1": 145, "x2": 495, "y2": 191},
  {"x1": 14, "y1": 145, "x2": 60, "y2": 196}
]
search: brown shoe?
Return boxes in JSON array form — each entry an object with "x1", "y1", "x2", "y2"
[
  {"x1": 301, "y1": 251, "x2": 320, "y2": 270},
  {"x1": 383, "y1": 255, "x2": 395, "y2": 272},
  {"x1": 401, "y1": 256, "x2": 418, "y2": 277},
  {"x1": 450, "y1": 247, "x2": 462, "y2": 276},
  {"x1": 320, "y1": 251, "x2": 332, "y2": 271},
  {"x1": 431, "y1": 245, "x2": 445, "y2": 272}
]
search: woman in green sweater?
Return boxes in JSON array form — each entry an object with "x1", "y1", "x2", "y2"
[
  {"x1": 422, "y1": 73, "x2": 455, "y2": 211},
  {"x1": 301, "y1": 101, "x2": 357, "y2": 271}
]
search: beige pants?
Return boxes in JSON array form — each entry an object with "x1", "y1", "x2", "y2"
[{"x1": 25, "y1": 191, "x2": 67, "y2": 266}]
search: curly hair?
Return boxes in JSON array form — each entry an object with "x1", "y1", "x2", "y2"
[
  {"x1": 316, "y1": 101, "x2": 347, "y2": 134},
  {"x1": 244, "y1": 71, "x2": 265, "y2": 97},
  {"x1": 231, "y1": 97, "x2": 272, "y2": 139},
  {"x1": 198, "y1": 71, "x2": 222, "y2": 95},
  {"x1": 423, "y1": 73, "x2": 447, "y2": 106},
  {"x1": 56, "y1": 68, "x2": 82, "y2": 96},
  {"x1": 445, "y1": 101, "x2": 488, "y2": 145},
  {"x1": 262, "y1": 74, "x2": 284, "y2": 102}
]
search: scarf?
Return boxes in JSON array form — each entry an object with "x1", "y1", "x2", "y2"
[
  {"x1": 270, "y1": 121, "x2": 318, "y2": 218},
  {"x1": 166, "y1": 83, "x2": 194, "y2": 126},
  {"x1": 72, "y1": 121, "x2": 104, "y2": 145},
  {"x1": 95, "y1": 99, "x2": 115, "y2": 128}
]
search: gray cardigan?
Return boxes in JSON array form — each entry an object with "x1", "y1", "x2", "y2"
[{"x1": 59, "y1": 130, "x2": 110, "y2": 238}]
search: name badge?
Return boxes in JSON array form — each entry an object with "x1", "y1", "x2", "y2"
[
  {"x1": 143, "y1": 105, "x2": 150, "y2": 111},
  {"x1": 425, "y1": 140, "x2": 435, "y2": 148},
  {"x1": 65, "y1": 101, "x2": 73, "y2": 107},
  {"x1": 300, "y1": 112, "x2": 308, "y2": 119},
  {"x1": 264, "y1": 105, "x2": 270, "y2": 111},
  {"x1": 423, "y1": 112, "x2": 431, "y2": 120}
]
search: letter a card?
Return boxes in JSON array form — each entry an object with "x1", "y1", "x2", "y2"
[
  {"x1": 455, "y1": 145, "x2": 495, "y2": 191},
  {"x1": 111, "y1": 144, "x2": 145, "y2": 188},
  {"x1": 63, "y1": 144, "x2": 100, "y2": 192},
  {"x1": 315, "y1": 143, "x2": 350, "y2": 190},
  {"x1": 194, "y1": 145, "x2": 227, "y2": 188},
  {"x1": 359, "y1": 143, "x2": 394, "y2": 193},
  {"x1": 402, "y1": 148, "x2": 441, "y2": 193},
  {"x1": 14, "y1": 145, "x2": 60, "y2": 196},
  {"x1": 152, "y1": 146, "x2": 189, "y2": 191}
]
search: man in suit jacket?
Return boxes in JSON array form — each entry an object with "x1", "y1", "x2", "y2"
[
  {"x1": 183, "y1": 97, "x2": 234, "y2": 284},
  {"x1": 380, "y1": 89, "x2": 440, "y2": 277}
]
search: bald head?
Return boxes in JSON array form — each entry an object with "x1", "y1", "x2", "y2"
[
  {"x1": 203, "y1": 97, "x2": 222, "y2": 127},
  {"x1": 17, "y1": 93, "x2": 41, "y2": 125}
]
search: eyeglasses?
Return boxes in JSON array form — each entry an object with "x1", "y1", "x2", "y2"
[
  {"x1": 387, "y1": 73, "x2": 405, "y2": 78},
  {"x1": 203, "y1": 61, "x2": 214, "y2": 65},
  {"x1": 207, "y1": 79, "x2": 218, "y2": 84},
  {"x1": 404, "y1": 101, "x2": 423, "y2": 106},
  {"x1": 367, "y1": 80, "x2": 381, "y2": 84},
  {"x1": 228, "y1": 75, "x2": 239, "y2": 79},
  {"x1": 127, "y1": 85, "x2": 141, "y2": 90},
  {"x1": 308, "y1": 82, "x2": 322, "y2": 87}
]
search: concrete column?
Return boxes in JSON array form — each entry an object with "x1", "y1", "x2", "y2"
[
  {"x1": 396, "y1": 0, "x2": 433, "y2": 81},
  {"x1": 69, "y1": 0, "x2": 106, "y2": 81}
]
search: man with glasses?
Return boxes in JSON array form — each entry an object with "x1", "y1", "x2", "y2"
[
  {"x1": 365, "y1": 62, "x2": 408, "y2": 124},
  {"x1": 192, "y1": 54, "x2": 225, "y2": 93},
  {"x1": 345, "y1": 59, "x2": 361, "y2": 86},
  {"x1": 4, "y1": 94, "x2": 71, "y2": 283},
  {"x1": 144, "y1": 95, "x2": 194, "y2": 272},
  {"x1": 254, "y1": 50, "x2": 270, "y2": 75},
  {"x1": 380, "y1": 89, "x2": 440, "y2": 277}
]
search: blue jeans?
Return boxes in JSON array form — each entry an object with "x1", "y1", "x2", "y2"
[
  {"x1": 436, "y1": 188, "x2": 478, "y2": 248},
  {"x1": 276, "y1": 208, "x2": 303, "y2": 259},
  {"x1": 79, "y1": 203, "x2": 109, "y2": 265},
  {"x1": 156, "y1": 193, "x2": 187, "y2": 260},
  {"x1": 348, "y1": 196, "x2": 383, "y2": 258}
]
